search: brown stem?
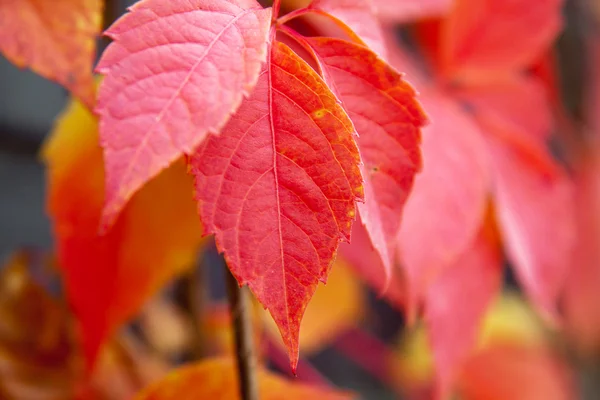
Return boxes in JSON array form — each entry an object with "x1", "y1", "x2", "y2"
[
  {"x1": 225, "y1": 267, "x2": 259, "y2": 400},
  {"x1": 100, "y1": 0, "x2": 120, "y2": 49},
  {"x1": 102, "y1": 0, "x2": 119, "y2": 30}
]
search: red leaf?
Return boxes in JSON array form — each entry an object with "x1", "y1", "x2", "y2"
[
  {"x1": 562, "y1": 39, "x2": 600, "y2": 350},
  {"x1": 458, "y1": 80, "x2": 575, "y2": 319},
  {"x1": 484, "y1": 131, "x2": 575, "y2": 320},
  {"x1": 440, "y1": 0, "x2": 564, "y2": 82},
  {"x1": 188, "y1": 41, "x2": 363, "y2": 370},
  {"x1": 563, "y1": 141, "x2": 600, "y2": 351},
  {"x1": 95, "y1": 0, "x2": 272, "y2": 229},
  {"x1": 306, "y1": 37, "x2": 426, "y2": 279},
  {"x1": 0, "y1": 0, "x2": 101, "y2": 105},
  {"x1": 308, "y1": 0, "x2": 387, "y2": 57},
  {"x1": 373, "y1": 0, "x2": 452, "y2": 23},
  {"x1": 425, "y1": 222, "x2": 503, "y2": 398},
  {"x1": 397, "y1": 88, "x2": 490, "y2": 310},
  {"x1": 453, "y1": 74, "x2": 552, "y2": 143}
]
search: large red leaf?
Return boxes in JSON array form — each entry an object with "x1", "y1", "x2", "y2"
[
  {"x1": 95, "y1": 0, "x2": 272, "y2": 229},
  {"x1": 43, "y1": 94, "x2": 205, "y2": 365},
  {"x1": 440, "y1": 0, "x2": 564, "y2": 82},
  {"x1": 305, "y1": 37, "x2": 426, "y2": 280},
  {"x1": 134, "y1": 358, "x2": 351, "y2": 399},
  {"x1": 0, "y1": 0, "x2": 101, "y2": 105},
  {"x1": 188, "y1": 41, "x2": 363, "y2": 370},
  {"x1": 307, "y1": 0, "x2": 387, "y2": 57},
  {"x1": 425, "y1": 221, "x2": 503, "y2": 398},
  {"x1": 397, "y1": 88, "x2": 490, "y2": 309}
]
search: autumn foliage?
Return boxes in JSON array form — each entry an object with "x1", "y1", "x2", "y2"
[{"x1": 1, "y1": 0, "x2": 600, "y2": 398}]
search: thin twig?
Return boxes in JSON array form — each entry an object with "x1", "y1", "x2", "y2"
[
  {"x1": 100, "y1": 0, "x2": 120, "y2": 49},
  {"x1": 225, "y1": 267, "x2": 259, "y2": 400}
]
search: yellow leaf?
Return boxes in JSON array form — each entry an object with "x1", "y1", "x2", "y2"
[
  {"x1": 42, "y1": 93, "x2": 206, "y2": 367},
  {"x1": 133, "y1": 358, "x2": 352, "y2": 400}
]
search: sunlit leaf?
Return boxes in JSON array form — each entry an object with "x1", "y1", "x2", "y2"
[
  {"x1": 189, "y1": 41, "x2": 363, "y2": 370},
  {"x1": 0, "y1": 0, "x2": 101, "y2": 105},
  {"x1": 95, "y1": 0, "x2": 272, "y2": 228},
  {"x1": 306, "y1": 37, "x2": 426, "y2": 283}
]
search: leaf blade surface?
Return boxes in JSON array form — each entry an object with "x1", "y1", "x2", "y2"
[
  {"x1": 96, "y1": 0, "x2": 272, "y2": 228},
  {"x1": 0, "y1": 0, "x2": 101, "y2": 104},
  {"x1": 189, "y1": 41, "x2": 363, "y2": 369}
]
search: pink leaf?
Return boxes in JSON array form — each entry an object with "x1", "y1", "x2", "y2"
[
  {"x1": 308, "y1": 0, "x2": 387, "y2": 57},
  {"x1": 425, "y1": 224, "x2": 503, "y2": 398},
  {"x1": 373, "y1": 0, "x2": 452, "y2": 23},
  {"x1": 397, "y1": 88, "x2": 490, "y2": 310},
  {"x1": 95, "y1": 0, "x2": 272, "y2": 229},
  {"x1": 461, "y1": 80, "x2": 575, "y2": 320},
  {"x1": 485, "y1": 131, "x2": 575, "y2": 320}
]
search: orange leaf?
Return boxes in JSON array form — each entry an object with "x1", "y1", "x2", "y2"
[
  {"x1": 133, "y1": 357, "x2": 352, "y2": 400},
  {"x1": 42, "y1": 94, "x2": 205, "y2": 366},
  {"x1": 203, "y1": 303, "x2": 265, "y2": 359},
  {"x1": 0, "y1": 0, "x2": 101, "y2": 105},
  {"x1": 441, "y1": 0, "x2": 564, "y2": 83},
  {"x1": 0, "y1": 251, "x2": 80, "y2": 400}
]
